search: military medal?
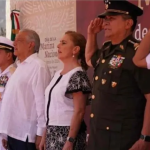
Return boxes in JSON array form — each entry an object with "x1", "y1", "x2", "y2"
[
  {"x1": 0, "y1": 75, "x2": 9, "y2": 87},
  {"x1": 109, "y1": 55, "x2": 125, "y2": 69},
  {"x1": 112, "y1": 82, "x2": 117, "y2": 87},
  {"x1": 102, "y1": 79, "x2": 106, "y2": 84}
]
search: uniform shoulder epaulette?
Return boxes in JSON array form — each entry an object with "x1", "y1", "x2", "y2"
[
  {"x1": 128, "y1": 39, "x2": 140, "y2": 51},
  {"x1": 9, "y1": 66, "x2": 16, "y2": 75},
  {"x1": 103, "y1": 40, "x2": 111, "y2": 46}
]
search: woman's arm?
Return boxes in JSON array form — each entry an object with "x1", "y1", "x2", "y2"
[
  {"x1": 68, "y1": 92, "x2": 87, "y2": 138},
  {"x1": 133, "y1": 29, "x2": 150, "y2": 68},
  {"x1": 62, "y1": 92, "x2": 87, "y2": 150}
]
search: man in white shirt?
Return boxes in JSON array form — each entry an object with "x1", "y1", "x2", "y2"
[
  {"x1": 0, "y1": 36, "x2": 16, "y2": 150},
  {"x1": 0, "y1": 29, "x2": 51, "y2": 150}
]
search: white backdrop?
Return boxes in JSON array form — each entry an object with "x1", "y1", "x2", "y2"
[{"x1": 6, "y1": 0, "x2": 77, "y2": 77}]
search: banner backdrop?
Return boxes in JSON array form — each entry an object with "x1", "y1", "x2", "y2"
[{"x1": 9, "y1": 0, "x2": 77, "y2": 77}]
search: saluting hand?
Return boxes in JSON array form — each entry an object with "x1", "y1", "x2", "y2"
[
  {"x1": 129, "y1": 139, "x2": 150, "y2": 150},
  {"x1": 87, "y1": 18, "x2": 103, "y2": 34}
]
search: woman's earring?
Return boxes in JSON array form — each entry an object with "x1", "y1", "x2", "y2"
[{"x1": 72, "y1": 54, "x2": 75, "y2": 58}]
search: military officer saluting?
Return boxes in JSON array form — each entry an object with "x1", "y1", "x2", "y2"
[
  {"x1": 0, "y1": 36, "x2": 16, "y2": 150},
  {"x1": 85, "y1": 0, "x2": 150, "y2": 149}
]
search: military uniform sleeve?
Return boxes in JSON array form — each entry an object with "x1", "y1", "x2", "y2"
[
  {"x1": 91, "y1": 49, "x2": 101, "y2": 68},
  {"x1": 146, "y1": 53, "x2": 150, "y2": 69},
  {"x1": 134, "y1": 66, "x2": 150, "y2": 94}
]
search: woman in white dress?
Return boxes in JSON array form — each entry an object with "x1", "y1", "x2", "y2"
[
  {"x1": 133, "y1": 29, "x2": 150, "y2": 69},
  {"x1": 39, "y1": 31, "x2": 91, "y2": 150}
]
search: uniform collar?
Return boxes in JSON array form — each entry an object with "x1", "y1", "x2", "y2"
[
  {"x1": 102, "y1": 34, "x2": 133, "y2": 58},
  {"x1": 0, "y1": 63, "x2": 16, "y2": 75}
]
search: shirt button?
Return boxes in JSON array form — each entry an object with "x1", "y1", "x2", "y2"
[
  {"x1": 101, "y1": 59, "x2": 105, "y2": 63},
  {"x1": 95, "y1": 76, "x2": 99, "y2": 80},
  {"x1": 92, "y1": 95, "x2": 95, "y2": 99},
  {"x1": 106, "y1": 127, "x2": 110, "y2": 130},
  {"x1": 90, "y1": 113, "x2": 94, "y2": 118}
]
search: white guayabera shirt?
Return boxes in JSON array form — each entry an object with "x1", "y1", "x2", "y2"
[{"x1": 0, "y1": 53, "x2": 51, "y2": 143}]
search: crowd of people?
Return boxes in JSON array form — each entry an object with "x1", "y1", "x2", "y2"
[{"x1": 0, "y1": 0, "x2": 150, "y2": 150}]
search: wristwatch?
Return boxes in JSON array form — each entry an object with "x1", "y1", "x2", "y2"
[
  {"x1": 140, "y1": 134, "x2": 150, "y2": 142},
  {"x1": 67, "y1": 137, "x2": 75, "y2": 143}
]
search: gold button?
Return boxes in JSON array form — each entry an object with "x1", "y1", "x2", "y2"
[
  {"x1": 101, "y1": 59, "x2": 105, "y2": 63},
  {"x1": 92, "y1": 95, "x2": 95, "y2": 99},
  {"x1": 106, "y1": 127, "x2": 109, "y2": 130},
  {"x1": 120, "y1": 45, "x2": 124, "y2": 50},
  {"x1": 112, "y1": 82, "x2": 117, "y2": 88},
  {"x1": 102, "y1": 79, "x2": 106, "y2": 85},
  {"x1": 95, "y1": 76, "x2": 99, "y2": 80},
  {"x1": 109, "y1": 71, "x2": 112, "y2": 74},
  {"x1": 90, "y1": 113, "x2": 94, "y2": 118}
]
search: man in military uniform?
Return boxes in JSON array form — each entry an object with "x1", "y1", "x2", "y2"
[
  {"x1": 0, "y1": 36, "x2": 16, "y2": 150},
  {"x1": 85, "y1": 0, "x2": 150, "y2": 149}
]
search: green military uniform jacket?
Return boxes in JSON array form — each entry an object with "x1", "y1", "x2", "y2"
[{"x1": 87, "y1": 35, "x2": 150, "y2": 150}]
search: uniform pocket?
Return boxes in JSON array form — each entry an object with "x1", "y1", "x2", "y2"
[
  {"x1": 96, "y1": 119, "x2": 122, "y2": 150},
  {"x1": 99, "y1": 68, "x2": 122, "y2": 94},
  {"x1": 97, "y1": 118, "x2": 122, "y2": 132}
]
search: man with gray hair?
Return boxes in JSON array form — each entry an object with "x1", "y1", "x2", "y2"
[{"x1": 0, "y1": 29, "x2": 51, "y2": 150}]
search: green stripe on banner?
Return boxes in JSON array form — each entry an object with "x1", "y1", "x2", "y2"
[{"x1": 11, "y1": 12, "x2": 16, "y2": 41}]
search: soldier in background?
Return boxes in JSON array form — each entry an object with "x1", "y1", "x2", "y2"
[{"x1": 0, "y1": 36, "x2": 16, "y2": 150}]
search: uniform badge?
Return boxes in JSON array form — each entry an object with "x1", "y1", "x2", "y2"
[
  {"x1": 102, "y1": 79, "x2": 106, "y2": 84},
  {"x1": 0, "y1": 75, "x2": 9, "y2": 87},
  {"x1": 105, "y1": 4, "x2": 108, "y2": 9},
  {"x1": 120, "y1": 45, "x2": 124, "y2": 50},
  {"x1": 109, "y1": 55, "x2": 125, "y2": 69},
  {"x1": 112, "y1": 82, "x2": 117, "y2": 87},
  {"x1": 9, "y1": 66, "x2": 16, "y2": 74},
  {"x1": 134, "y1": 43, "x2": 139, "y2": 50}
]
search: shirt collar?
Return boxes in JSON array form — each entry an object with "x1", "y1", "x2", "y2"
[
  {"x1": 16, "y1": 53, "x2": 38, "y2": 66},
  {"x1": 0, "y1": 63, "x2": 16, "y2": 75}
]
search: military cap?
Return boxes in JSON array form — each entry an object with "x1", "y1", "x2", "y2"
[
  {"x1": 0, "y1": 36, "x2": 14, "y2": 52},
  {"x1": 98, "y1": 0, "x2": 143, "y2": 18}
]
